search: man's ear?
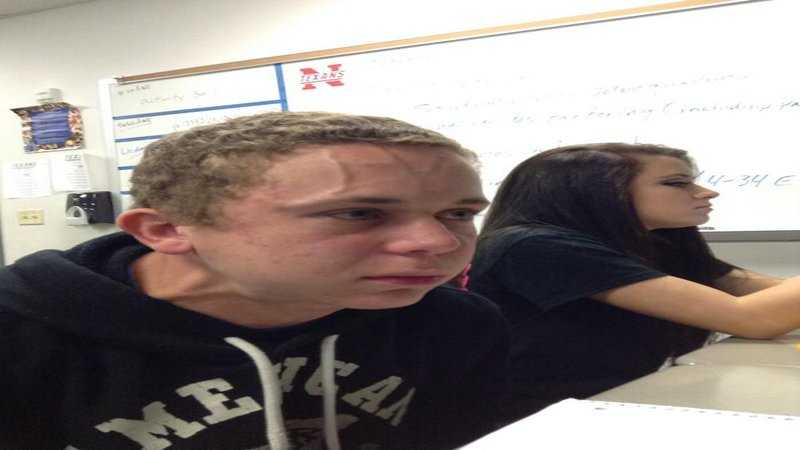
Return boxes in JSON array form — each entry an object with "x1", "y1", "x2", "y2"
[{"x1": 116, "y1": 208, "x2": 194, "y2": 255}]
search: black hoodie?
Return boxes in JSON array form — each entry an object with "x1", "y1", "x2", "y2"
[{"x1": 0, "y1": 232, "x2": 509, "y2": 450}]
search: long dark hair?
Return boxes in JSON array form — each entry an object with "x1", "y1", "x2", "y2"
[{"x1": 481, "y1": 143, "x2": 734, "y2": 284}]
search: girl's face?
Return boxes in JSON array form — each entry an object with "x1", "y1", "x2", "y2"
[{"x1": 629, "y1": 155, "x2": 719, "y2": 230}]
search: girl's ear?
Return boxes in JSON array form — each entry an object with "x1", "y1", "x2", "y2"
[{"x1": 116, "y1": 208, "x2": 194, "y2": 254}]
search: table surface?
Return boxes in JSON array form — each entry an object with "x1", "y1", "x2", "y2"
[
  {"x1": 675, "y1": 334, "x2": 800, "y2": 368},
  {"x1": 591, "y1": 364, "x2": 800, "y2": 416}
]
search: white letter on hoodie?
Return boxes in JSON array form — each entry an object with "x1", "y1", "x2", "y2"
[
  {"x1": 95, "y1": 401, "x2": 205, "y2": 450},
  {"x1": 304, "y1": 361, "x2": 359, "y2": 395},
  {"x1": 276, "y1": 357, "x2": 308, "y2": 393},
  {"x1": 341, "y1": 376, "x2": 403, "y2": 413},
  {"x1": 176, "y1": 378, "x2": 262, "y2": 424}
]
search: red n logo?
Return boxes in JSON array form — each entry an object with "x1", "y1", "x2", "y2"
[{"x1": 300, "y1": 64, "x2": 345, "y2": 90}]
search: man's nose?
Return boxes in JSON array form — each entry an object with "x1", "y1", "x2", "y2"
[{"x1": 384, "y1": 218, "x2": 463, "y2": 255}]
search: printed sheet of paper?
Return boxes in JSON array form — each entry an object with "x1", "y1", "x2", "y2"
[
  {"x1": 2, "y1": 160, "x2": 52, "y2": 198},
  {"x1": 50, "y1": 151, "x2": 92, "y2": 192},
  {"x1": 461, "y1": 399, "x2": 798, "y2": 450}
]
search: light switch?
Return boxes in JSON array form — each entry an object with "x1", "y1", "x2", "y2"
[{"x1": 17, "y1": 209, "x2": 44, "y2": 225}]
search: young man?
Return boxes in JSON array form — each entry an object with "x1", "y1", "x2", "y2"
[{"x1": 0, "y1": 112, "x2": 509, "y2": 450}]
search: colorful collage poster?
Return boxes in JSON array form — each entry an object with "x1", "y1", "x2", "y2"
[{"x1": 11, "y1": 102, "x2": 84, "y2": 153}]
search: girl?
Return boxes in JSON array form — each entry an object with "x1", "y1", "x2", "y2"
[{"x1": 468, "y1": 143, "x2": 800, "y2": 421}]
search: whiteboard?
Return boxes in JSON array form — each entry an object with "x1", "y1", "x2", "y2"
[{"x1": 99, "y1": 0, "x2": 800, "y2": 239}]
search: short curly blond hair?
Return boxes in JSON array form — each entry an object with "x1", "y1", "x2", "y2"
[{"x1": 130, "y1": 111, "x2": 476, "y2": 225}]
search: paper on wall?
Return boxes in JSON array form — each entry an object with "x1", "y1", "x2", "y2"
[
  {"x1": 2, "y1": 160, "x2": 52, "y2": 198},
  {"x1": 50, "y1": 151, "x2": 92, "y2": 192}
]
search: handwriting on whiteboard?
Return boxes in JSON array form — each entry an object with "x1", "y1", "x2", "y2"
[{"x1": 695, "y1": 171, "x2": 796, "y2": 188}]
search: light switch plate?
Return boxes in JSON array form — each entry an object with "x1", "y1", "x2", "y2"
[{"x1": 17, "y1": 209, "x2": 44, "y2": 225}]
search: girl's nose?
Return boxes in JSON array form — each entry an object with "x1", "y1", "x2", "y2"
[{"x1": 694, "y1": 185, "x2": 719, "y2": 199}]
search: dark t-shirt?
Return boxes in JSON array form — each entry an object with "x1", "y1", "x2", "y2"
[{"x1": 468, "y1": 226, "x2": 711, "y2": 420}]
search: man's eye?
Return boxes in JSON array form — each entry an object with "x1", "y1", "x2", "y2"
[
  {"x1": 439, "y1": 209, "x2": 480, "y2": 221},
  {"x1": 327, "y1": 209, "x2": 383, "y2": 220}
]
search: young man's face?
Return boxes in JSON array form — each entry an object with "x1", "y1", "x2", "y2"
[{"x1": 179, "y1": 143, "x2": 488, "y2": 312}]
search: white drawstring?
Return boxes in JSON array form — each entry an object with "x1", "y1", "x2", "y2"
[
  {"x1": 225, "y1": 337, "x2": 290, "y2": 450},
  {"x1": 225, "y1": 334, "x2": 341, "y2": 450},
  {"x1": 320, "y1": 335, "x2": 341, "y2": 450}
]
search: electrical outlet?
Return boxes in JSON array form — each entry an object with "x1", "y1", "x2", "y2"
[{"x1": 17, "y1": 209, "x2": 44, "y2": 225}]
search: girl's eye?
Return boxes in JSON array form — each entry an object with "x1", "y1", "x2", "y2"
[
  {"x1": 439, "y1": 209, "x2": 480, "y2": 221},
  {"x1": 664, "y1": 181, "x2": 690, "y2": 187},
  {"x1": 327, "y1": 209, "x2": 383, "y2": 220}
]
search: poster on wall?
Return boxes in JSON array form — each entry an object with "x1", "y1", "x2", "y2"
[{"x1": 11, "y1": 102, "x2": 84, "y2": 153}]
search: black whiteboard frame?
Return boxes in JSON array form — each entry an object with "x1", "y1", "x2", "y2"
[{"x1": 703, "y1": 231, "x2": 800, "y2": 242}]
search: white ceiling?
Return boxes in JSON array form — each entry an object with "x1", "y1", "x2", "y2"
[{"x1": 0, "y1": 0, "x2": 97, "y2": 18}]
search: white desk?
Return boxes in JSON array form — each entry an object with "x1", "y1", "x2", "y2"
[
  {"x1": 675, "y1": 334, "x2": 800, "y2": 368},
  {"x1": 591, "y1": 364, "x2": 800, "y2": 416}
]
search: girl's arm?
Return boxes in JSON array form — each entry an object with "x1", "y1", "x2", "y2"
[
  {"x1": 712, "y1": 268, "x2": 784, "y2": 296},
  {"x1": 592, "y1": 274, "x2": 800, "y2": 339}
]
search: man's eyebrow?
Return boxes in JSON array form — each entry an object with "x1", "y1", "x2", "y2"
[
  {"x1": 286, "y1": 196, "x2": 490, "y2": 208},
  {"x1": 334, "y1": 197, "x2": 403, "y2": 204},
  {"x1": 323, "y1": 196, "x2": 489, "y2": 204},
  {"x1": 458, "y1": 197, "x2": 491, "y2": 205}
]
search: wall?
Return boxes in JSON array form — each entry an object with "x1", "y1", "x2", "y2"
[{"x1": 0, "y1": 0, "x2": 797, "y2": 275}]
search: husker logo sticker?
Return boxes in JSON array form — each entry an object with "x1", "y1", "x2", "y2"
[{"x1": 299, "y1": 64, "x2": 345, "y2": 90}]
